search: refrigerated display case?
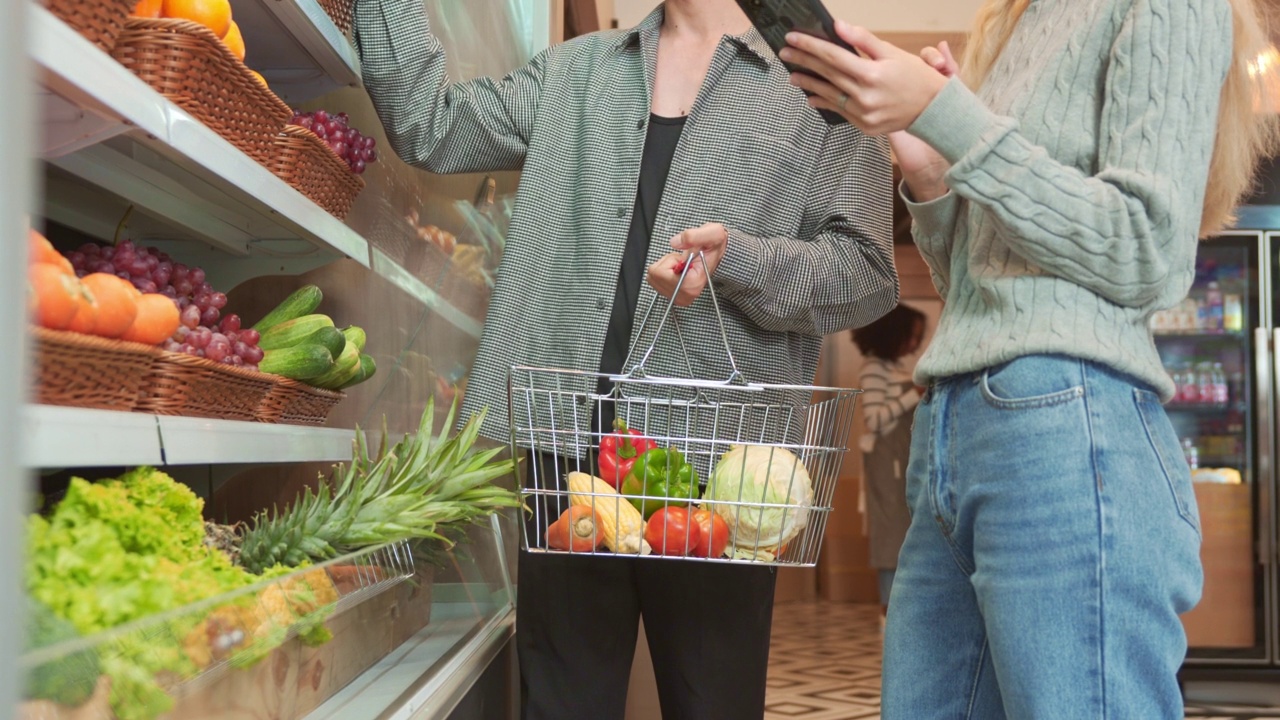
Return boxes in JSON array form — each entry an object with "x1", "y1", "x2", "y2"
[{"x1": 11, "y1": 0, "x2": 554, "y2": 717}]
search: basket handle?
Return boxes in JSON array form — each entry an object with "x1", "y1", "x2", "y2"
[{"x1": 621, "y1": 251, "x2": 745, "y2": 385}]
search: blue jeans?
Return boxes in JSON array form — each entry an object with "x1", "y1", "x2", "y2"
[{"x1": 881, "y1": 356, "x2": 1202, "y2": 719}]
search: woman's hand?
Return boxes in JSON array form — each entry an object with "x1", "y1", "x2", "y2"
[
  {"x1": 888, "y1": 41, "x2": 957, "y2": 202},
  {"x1": 781, "y1": 21, "x2": 948, "y2": 136},
  {"x1": 647, "y1": 223, "x2": 728, "y2": 307}
]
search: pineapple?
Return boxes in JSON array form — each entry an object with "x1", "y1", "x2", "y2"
[
  {"x1": 203, "y1": 521, "x2": 243, "y2": 565},
  {"x1": 237, "y1": 397, "x2": 521, "y2": 575}
]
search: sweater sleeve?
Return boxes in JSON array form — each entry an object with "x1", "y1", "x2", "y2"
[
  {"x1": 858, "y1": 360, "x2": 921, "y2": 437},
  {"x1": 906, "y1": 0, "x2": 1232, "y2": 308},
  {"x1": 900, "y1": 182, "x2": 962, "y2": 298},
  {"x1": 354, "y1": 0, "x2": 548, "y2": 174}
]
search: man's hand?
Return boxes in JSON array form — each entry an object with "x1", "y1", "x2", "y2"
[{"x1": 647, "y1": 223, "x2": 728, "y2": 307}]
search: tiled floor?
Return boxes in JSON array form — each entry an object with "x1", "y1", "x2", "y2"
[{"x1": 765, "y1": 601, "x2": 1280, "y2": 720}]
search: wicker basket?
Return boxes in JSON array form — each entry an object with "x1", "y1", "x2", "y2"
[
  {"x1": 257, "y1": 378, "x2": 345, "y2": 426},
  {"x1": 137, "y1": 351, "x2": 277, "y2": 421},
  {"x1": 44, "y1": 0, "x2": 135, "y2": 53},
  {"x1": 31, "y1": 327, "x2": 160, "y2": 412},
  {"x1": 111, "y1": 18, "x2": 292, "y2": 163},
  {"x1": 267, "y1": 125, "x2": 366, "y2": 219},
  {"x1": 316, "y1": 0, "x2": 353, "y2": 34}
]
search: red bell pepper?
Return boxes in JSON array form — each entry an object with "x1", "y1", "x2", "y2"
[{"x1": 598, "y1": 419, "x2": 653, "y2": 488}]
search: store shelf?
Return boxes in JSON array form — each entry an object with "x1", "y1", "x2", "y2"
[
  {"x1": 22, "y1": 405, "x2": 357, "y2": 468},
  {"x1": 33, "y1": 4, "x2": 369, "y2": 266},
  {"x1": 156, "y1": 415, "x2": 357, "y2": 465},
  {"x1": 23, "y1": 405, "x2": 163, "y2": 468},
  {"x1": 229, "y1": 0, "x2": 361, "y2": 105},
  {"x1": 1154, "y1": 331, "x2": 1247, "y2": 341},
  {"x1": 304, "y1": 600, "x2": 515, "y2": 720}
]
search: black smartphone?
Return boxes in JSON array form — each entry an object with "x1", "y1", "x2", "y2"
[{"x1": 734, "y1": 0, "x2": 856, "y2": 125}]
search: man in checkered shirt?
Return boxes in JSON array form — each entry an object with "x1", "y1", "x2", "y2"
[{"x1": 356, "y1": 0, "x2": 896, "y2": 717}]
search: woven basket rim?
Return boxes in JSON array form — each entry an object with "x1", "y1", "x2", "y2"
[
  {"x1": 33, "y1": 325, "x2": 165, "y2": 356},
  {"x1": 116, "y1": 17, "x2": 293, "y2": 123},
  {"x1": 279, "y1": 124, "x2": 367, "y2": 193},
  {"x1": 273, "y1": 376, "x2": 346, "y2": 399},
  {"x1": 154, "y1": 348, "x2": 280, "y2": 383}
]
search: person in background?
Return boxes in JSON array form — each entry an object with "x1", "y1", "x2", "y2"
[
  {"x1": 779, "y1": 0, "x2": 1280, "y2": 717},
  {"x1": 851, "y1": 303, "x2": 925, "y2": 629},
  {"x1": 353, "y1": 0, "x2": 898, "y2": 718}
]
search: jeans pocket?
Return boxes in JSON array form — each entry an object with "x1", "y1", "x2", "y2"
[
  {"x1": 1134, "y1": 389, "x2": 1202, "y2": 536},
  {"x1": 979, "y1": 359, "x2": 1086, "y2": 410}
]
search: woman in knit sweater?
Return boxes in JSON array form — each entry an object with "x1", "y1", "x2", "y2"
[
  {"x1": 853, "y1": 304, "x2": 925, "y2": 625},
  {"x1": 781, "y1": 0, "x2": 1279, "y2": 717}
]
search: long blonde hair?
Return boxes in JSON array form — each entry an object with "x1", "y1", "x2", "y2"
[{"x1": 960, "y1": 0, "x2": 1280, "y2": 238}]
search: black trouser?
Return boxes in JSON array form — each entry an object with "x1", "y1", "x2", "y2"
[
  {"x1": 516, "y1": 400, "x2": 778, "y2": 719},
  {"x1": 516, "y1": 551, "x2": 777, "y2": 720}
]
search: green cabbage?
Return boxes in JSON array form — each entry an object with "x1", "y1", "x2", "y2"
[{"x1": 705, "y1": 445, "x2": 812, "y2": 560}]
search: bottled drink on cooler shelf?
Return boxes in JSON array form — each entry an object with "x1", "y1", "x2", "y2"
[
  {"x1": 1173, "y1": 363, "x2": 1196, "y2": 404},
  {"x1": 1223, "y1": 293, "x2": 1243, "y2": 333},
  {"x1": 1196, "y1": 362, "x2": 1215, "y2": 405},
  {"x1": 1182, "y1": 437, "x2": 1199, "y2": 470},
  {"x1": 1204, "y1": 282, "x2": 1224, "y2": 332},
  {"x1": 1211, "y1": 363, "x2": 1228, "y2": 406}
]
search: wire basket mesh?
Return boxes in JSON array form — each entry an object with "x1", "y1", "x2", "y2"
[{"x1": 508, "y1": 254, "x2": 860, "y2": 567}]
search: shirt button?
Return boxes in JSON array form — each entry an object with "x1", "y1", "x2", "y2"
[
  {"x1": 616, "y1": 208, "x2": 627, "y2": 218},
  {"x1": 637, "y1": 119, "x2": 645, "y2": 130},
  {"x1": 596, "y1": 299, "x2": 608, "y2": 310}
]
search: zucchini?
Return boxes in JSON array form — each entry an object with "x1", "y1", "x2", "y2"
[
  {"x1": 338, "y1": 354, "x2": 377, "y2": 390},
  {"x1": 311, "y1": 341, "x2": 361, "y2": 389},
  {"x1": 259, "y1": 314, "x2": 334, "y2": 351},
  {"x1": 252, "y1": 285, "x2": 323, "y2": 332},
  {"x1": 260, "y1": 345, "x2": 334, "y2": 380},
  {"x1": 301, "y1": 326, "x2": 346, "y2": 358},
  {"x1": 341, "y1": 326, "x2": 367, "y2": 352}
]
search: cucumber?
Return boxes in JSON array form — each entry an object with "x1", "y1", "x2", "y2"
[
  {"x1": 311, "y1": 341, "x2": 361, "y2": 389},
  {"x1": 252, "y1": 285, "x2": 323, "y2": 332},
  {"x1": 260, "y1": 345, "x2": 334, "y2": 380},
  {"x1": 301, "y1": 326, "x2": 346, "y2": 359},
  {"x1": 341, "y1": 326, "x2": 367, "y2": 352},
  {"x1": 259, "y1": 314, "x2": 334, "y2": 351},
  {"x1": 338, "y1": 354, "x2": 377, "y2": 390}
]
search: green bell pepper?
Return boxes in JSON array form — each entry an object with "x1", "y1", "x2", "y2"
[{"x1": 619, "y1": 447, "x2": 700, "y2": 519}]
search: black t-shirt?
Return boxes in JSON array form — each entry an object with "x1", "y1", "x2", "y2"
[{"x1": 598, "y1": 113, "x2": 687, "y2": 379}]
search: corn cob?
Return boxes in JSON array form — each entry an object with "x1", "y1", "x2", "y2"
[{"x1": 566, "y1": 472, "x2": 651, "y2": 555}]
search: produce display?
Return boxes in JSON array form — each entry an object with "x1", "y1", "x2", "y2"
[
  {"x1": 28, "y1": 232, "x2": 181, "y2": 346},
  {"x1": 132, "y1": 0, "x2": 247, "y2": 62},
  {"x1": 252, "y1": 285, "x2": 377, "y2": 390},
  {"x1": 545, "y1": 438, "x2": 814, "y2": 562},
  {"x1": 23, "y1": 398, "x2": 522, "y2": 719},
  {"x1": 290, "y1": 110, "x2": 379, "y2": 175}
]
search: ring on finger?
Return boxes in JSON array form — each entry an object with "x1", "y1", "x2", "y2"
[{"x1": 837, "y1": 92, "x2": 849, "y2": 109}]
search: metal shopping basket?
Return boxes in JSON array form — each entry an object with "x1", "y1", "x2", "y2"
[{"x1": 508, "y1": 253, "x2": 861, "y2": 566}]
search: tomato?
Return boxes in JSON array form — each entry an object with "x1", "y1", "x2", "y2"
[
  {"x1": 691, "y1": 508, "x2": 730, "y2": 559},
  {"x1": 644, "y1": 506, "x2": 700, "y2": 556}
]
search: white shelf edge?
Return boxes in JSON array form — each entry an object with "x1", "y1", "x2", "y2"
[
  {"x1": 156, "y1": 415, "x2": 357, "y2": 466},
  {"x1": 31, "y1": 5, "x2": 371, "y2": 267},
  {"x1": 23, "y1": 405, "x2": 163, "y2": 468},
  {"x1": 23, "y1": 405, "x2": 358, "y2": 468}
]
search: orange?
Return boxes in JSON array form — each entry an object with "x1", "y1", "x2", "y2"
[
  {"x1": 162, "y1": 0, "x2": 232, "y2": 39},
  {"x1": 29, "y1": 264, "x2": 80, "y2": 330},
  {"x1": 132, "y1": 0, "x2": 161, "y2": 17},
  {"x1": 222, "y1": 21, "x2": 245, "y2": 61},
  {"x1": 247, "y1": 69, "x2": 267, "y2": 88},
  {"x1": 79, "y1": 273, "x2": 139, "y2": 338},
  {"x1": 28, "y1": 229, "x2": 71, "y2": 273},
  {"x1": 66, "y1": 283, "x2": 100, "y2": 335},
  {"x1": 120, "y1": 294, "x2": 181, "y2": 345}
]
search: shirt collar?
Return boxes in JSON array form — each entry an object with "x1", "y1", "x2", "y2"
[{"x1": 608, "y1": 4, "x2": 775, "y2": 67}]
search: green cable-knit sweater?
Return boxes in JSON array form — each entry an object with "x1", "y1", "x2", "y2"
[{"x1": 904, "y1": 0, "x2": 1232, "y2": 401}]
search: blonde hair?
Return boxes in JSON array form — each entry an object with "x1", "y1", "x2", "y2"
[{"x1": 960, "y1": 0, "x2": 1280, "y2": 238}]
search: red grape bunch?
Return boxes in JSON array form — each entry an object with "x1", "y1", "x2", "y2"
[
  {"x1": 291, "y1": 110, "x2": 378, "y2": 175},
  {"x1": 67, "y1": 241, "x2": 265, "y2": 370}
]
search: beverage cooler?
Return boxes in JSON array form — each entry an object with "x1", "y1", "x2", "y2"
[{"x1": 1173, "y1": 217, "x2": 1280, "y2": 696}]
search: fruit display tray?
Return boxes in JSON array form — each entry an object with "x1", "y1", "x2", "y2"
[
  {"x1": 110, "y1": 18, "x2": 292, "y2": 164},
  {"x1": 43, "y1": 0, "x2": 135, "y2": 53},
  {"x1": 136, "y1": 350, "x2": 278, "y2": 422},
  {"x1": 266, "y1": 125, "x2": 366, "y2": 220},
  {"x1": 257, "y1": 377, "x2": 346, "y2": 426},
  {"x1": 32, "y1": 327, "x2": 161, "y2": 413}
]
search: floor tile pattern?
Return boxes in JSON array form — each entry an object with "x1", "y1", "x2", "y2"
[{"x1": 765, "y1": 601, "x2": 1280, "y2": 720}]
